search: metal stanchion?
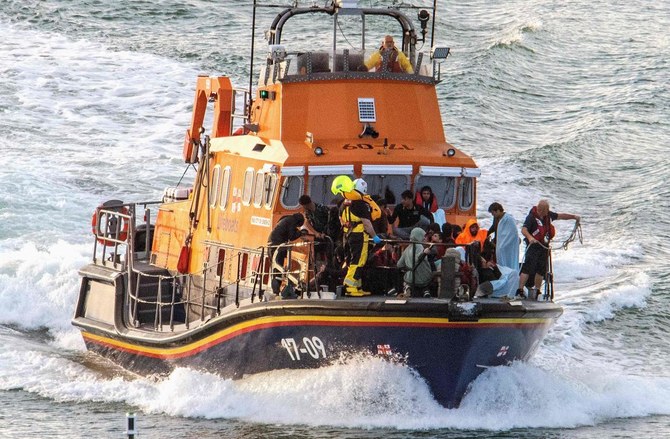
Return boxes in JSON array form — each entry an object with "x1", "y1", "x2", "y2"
[{"x1": 126, "y1": 412, "x2": 136, "y2": 438}]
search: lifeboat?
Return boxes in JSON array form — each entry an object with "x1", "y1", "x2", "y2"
[{"x1": 72, "y1": 0, "x2": 562, "y2": 408}]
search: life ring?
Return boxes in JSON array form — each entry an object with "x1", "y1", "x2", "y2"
[{"x1": 91, "y1": 200, "x2": 129, "y2": 245}]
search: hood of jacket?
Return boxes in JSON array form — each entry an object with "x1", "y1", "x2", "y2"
[{"x1": 410, "y1": 227, "x2": 426, "y2": 242}]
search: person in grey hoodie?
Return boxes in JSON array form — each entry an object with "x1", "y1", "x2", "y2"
[{"x1": 396, "y1": 227, "x2": 434, "y2": 296}]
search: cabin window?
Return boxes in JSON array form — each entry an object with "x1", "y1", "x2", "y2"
[
  {"x1": 253, "y1": 170, "x2": 265, "y2": 207},
  {"x1": 280, "y1": 176, "x2": 303, "y2": 209},
  {"x1": 360, "y1": 174, "x2": 409, "y2": 205},
  {"x1": 414, "y1": 175, "x2": 457, "y2": 209},
  {"x1": 242, "y1": 168, "x2": 255, "y2": 205},
  {"x1": 263, "y1": 173, "x2": 278, "y2": 209},
  {"x1": 219, "y1": 166, "x2": 231, "y2": 210},
  {"x1": 209, "y1": 165, "x2": 221, "y2": 208},
  {"x1": 310, "y1": 174, "x2": 352, "y2": 206},
  {"x1": 458, "y1": 177, "x2": 475, "y2": 211}
]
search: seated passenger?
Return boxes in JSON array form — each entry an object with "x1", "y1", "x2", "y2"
[
  {"x1": 415, "y1": 185, "x2": 438, "y2": 213},
  {"x1": 443, "y1": 246, "x2": 477, "y2": 299},
  {"x1": 425, "y1": 230, "x2": 447, "y2": 269},
  {"x1": 372, "y1": 242, "x2": 399, "y2": 267},
  {"x1": 475, "y1": 238, "x2": 518, "y2": 299},
  {"x1": 388, "y1": 190, "x2": 433, "y2": 240},
  {"x1": 427, "y1": 222, "x2": 441, "y2": 235},
  {"x1": 477, "y1": 238, "x2": 501, "y2": 283},
  {"x1": 396, "y1": 227, "x2": 433, "y2": 297},
  {"x1": 363, "y1": 242, "x2": 402, "y2": 295},
  {"x1": 311, "y1": 253, "x2": 346, "y2": 293},
  {"x1": 364, "y1": 35, "x2": 414, "y2": 73},
  {"x1": 450, "y1": 224, "x2": 462, "y2": 242},
  {"x1": 455, "y1": 219, "x2": 488, "y2": 251}
]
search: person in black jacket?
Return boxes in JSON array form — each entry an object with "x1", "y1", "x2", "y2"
[
  {"x1": 388, "y1": 190, "x2": 433, "y2": 240},
  {"x1": 268, "y1": 213, "x2": 305, "y2": 297}
]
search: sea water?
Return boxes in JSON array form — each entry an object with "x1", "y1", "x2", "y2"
[{"x1": 1, "y1": 0, "x2": 669, "y2": 437}]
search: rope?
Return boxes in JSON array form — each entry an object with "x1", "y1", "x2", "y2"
[
  {"x1": 524, "y1": 220, "x2": 583, "y2": 252},
  {"x1": 176, "y1": 163, "x2": 195, "y2": 188},
  {"x1": 560, "y1": 221, "x2": 583, "y2": 250}
]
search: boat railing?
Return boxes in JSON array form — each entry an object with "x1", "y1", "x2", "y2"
[
  {"x1": 231, "y1": 87, "x2": 250, "y2": 132},
  {"x1": 90, "y1": 201, "x2": 161, "y2": 269},
  {"x1": 94, "y1": 204, "x2": 554, "y2": 332},
  {"x1": 91, "y1": 205, "x2": 133, "y2": 271},
  {"x1": 260, "y1": 48, "x2": 440, "y2": 86},
  {"x1": 124, "y1": 237, "x2": 319, "y2": 331}
]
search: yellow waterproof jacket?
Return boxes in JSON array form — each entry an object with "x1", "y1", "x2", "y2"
[
  {"x1": 341, "y1": 201, "x2": 366, "y2": 233},
  {"x1": 364, "y1": 48, "x2": 414, "y2": 73}
]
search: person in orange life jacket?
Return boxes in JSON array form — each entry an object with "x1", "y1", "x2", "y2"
[
  {"x1": 267, "y1": 213, "x2": 305, "y2": 298},
  {"x1": 415, "y1": 185, "x2": 439, "y2": 213},
  {"x1": 455, "y1": 218, "x2": 488, "y2": 252},
  {"x1": 336, "y1": 178, "x2": 383, "y2": 296},
  {"x1": 518, "y1": 199, "x2": 580, "y2": 298},
  {"x1": 388, "y1": 190, "x2": 433, "y2": 240},
  {"x1": 364, "y1": 35, "x2": 414, "y2": 73}
]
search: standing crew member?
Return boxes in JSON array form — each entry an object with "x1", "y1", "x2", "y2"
[
  {"x1": 267, "y1": 213, "x2": 305, "y2": 298},
  {"x1": 332, "y1": 176, "x2": 382, "y2": 296},
  {"x1": 518, "y1": 199, "x2": 580, "y2": 298}
]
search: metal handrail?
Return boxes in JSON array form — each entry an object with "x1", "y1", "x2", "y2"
[{"x1": 118, "y1": 220, "x2": 319, "y2": 331}]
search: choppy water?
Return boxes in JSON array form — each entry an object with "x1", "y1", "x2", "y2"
[{"x1": 1, "y1": 0, "x2": 669, "y2": 437}]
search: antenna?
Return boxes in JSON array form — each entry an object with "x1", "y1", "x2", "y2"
[
  {"x1": 430, "y1": 0, "x2": 437, "y2": 48},
  {"x1": 248, "y1": 0, "x2": 258, "y2": 124}
]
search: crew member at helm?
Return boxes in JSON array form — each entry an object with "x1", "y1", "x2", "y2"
[
  {"x1": 364, "y1": 35, "x2": 414, "y2": 73},
  {"x1": 331, "y1": 176, "x2": 382, "y2": 296}
]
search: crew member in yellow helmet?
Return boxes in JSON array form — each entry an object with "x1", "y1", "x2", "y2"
[
  {"x1": 332, "y1": 176, "x2": 382, "y2": 296},
  {"x1": 331, "y1": 175, "x2": 354, "y2": 196}
]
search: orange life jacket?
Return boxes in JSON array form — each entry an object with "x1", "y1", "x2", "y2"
[{"x1": 343, "y1": 190, "x2": 381, "y2": 221}]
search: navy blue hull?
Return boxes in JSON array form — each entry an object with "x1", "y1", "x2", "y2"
[{"x1": 78, "y1": 300, "x2": 559, "y2": 408}]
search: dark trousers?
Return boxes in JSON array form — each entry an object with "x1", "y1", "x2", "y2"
[{"x1": 268, "y1": 245, "x2": 288, "y2": 295}]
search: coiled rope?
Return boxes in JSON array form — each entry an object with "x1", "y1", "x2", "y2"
[{"x1": 560, "y1": 220, "x2": 583, "y2": 250}]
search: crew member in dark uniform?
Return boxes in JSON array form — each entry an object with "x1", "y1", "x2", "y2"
[
  {"x1": 518, "y1": 199, "x2": 580, "y2": 299},
  {"x1": 267, "y1": 213, "x2": 304, "y2": 298}
]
